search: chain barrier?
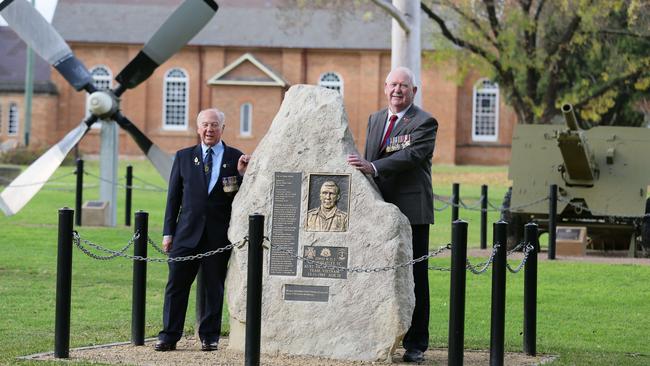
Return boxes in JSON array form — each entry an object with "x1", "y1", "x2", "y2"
[
  {"x1": 84, "y1": 171, "x2": 128, "y2": 189},
  {"x1": 83, "y1": 171, "x2": 167, "y2": 193},
  {"x1": 506, "y1": 244, "x2": 535, "y2": 273},
  {"x1": 72, "y1": 231, "x2": 246, "y2": 263},
  {"x1": 266, "y1": 238, "x2": 451, "y2": 273},
  {"x1": 433, "y1": 194, "x2": 549, "y2": 214},
  {"x1": 466, "y1": 244, "x2": 500, "y2": 275},
  {"x1": 459, "y1": 196, "x2": 484, "y2": 210},
  {"x1": 132, "y1": 176, "x2": 167, "y2": 192},
  {"x1": 0, "y1": 171, "x2": 77, "y2": 188},
  {"x1": 73, "y1": 231, "x2": 137, "y2": 260}
]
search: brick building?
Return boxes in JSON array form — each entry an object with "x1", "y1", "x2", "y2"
[{"x1": 0, "y1": 0, "x2": 516, "y2": 165}]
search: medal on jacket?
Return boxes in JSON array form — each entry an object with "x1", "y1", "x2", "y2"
[
  {"x1": 222, "y1": 176, "x2": 239, "y2": 193},
  {"x1": 386, "y1": 134, "x2": 411, "y2": 152},
  {"x1": 194, "y1": 157, "x2": 200, "y2": 166}
]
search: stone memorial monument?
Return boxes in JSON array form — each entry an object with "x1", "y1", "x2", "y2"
[{"x1": 225, "y1": 85, "x2": 414, "y2": 362}]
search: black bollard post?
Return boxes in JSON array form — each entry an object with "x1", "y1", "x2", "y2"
[
  {"x1": 75, "y1": 159, "x2": 83, "y2": 226},
  {"x1": 448, "y1": 220, "x2": 468, "y2": 366},
  {"x1": 245, "y1": 214, "x2": 265, "y2": 366},
  {"x1": 131, "y1": 211, "x2": 148, "y2": 345},
  {"x1": 489, "y1": 221, "x2": 508, "y2": 366},
  {"x1": 523, "y1": 222, "x2": 539, "y2": 356},
  {"x1": 125, "y1": 166, "x2": 133, "y2": 226},
  {"x1": 480, "y1": 184, "x2": 488, "y2": 250},
  {"x1": 452, "y1": 183, "x2": 460, "y2": 224},
  {"x1": 548, "y1": 184, "x2": 557, "y2": 259},
  {"x1": 54, "y1": 208, "x2": 74, "y2": 358}
]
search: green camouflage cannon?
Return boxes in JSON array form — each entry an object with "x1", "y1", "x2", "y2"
[{"x1": 503, "y1": 104, "x2": 650, "y2": 256}]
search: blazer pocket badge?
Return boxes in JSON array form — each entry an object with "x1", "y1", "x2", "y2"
[
  {"x1": 222, "y1": 176, "x2": 239, "y2": 193},
  {"x1": 385, "y1": 134, "x2": 411, "y2": 153}
]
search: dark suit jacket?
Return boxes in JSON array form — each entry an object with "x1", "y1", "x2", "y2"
[
  {"x1": 163, "y1": 142, "x2": 244, "y2": 255},
  {"x1": 364, "y1": 105, "x2": 438, "y2": 225}
]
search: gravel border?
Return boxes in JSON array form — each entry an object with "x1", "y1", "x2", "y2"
[{"x1": 21, "y1": 336, "x2": 556, "y2": 366}]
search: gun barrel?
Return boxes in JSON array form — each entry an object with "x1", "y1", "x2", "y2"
[{"x1": 562, "y1": 104, "x2": 579, "y2": 131}]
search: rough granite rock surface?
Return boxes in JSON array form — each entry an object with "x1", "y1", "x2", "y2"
[{"x1": 225, "y1": 85, "x2": 415, "y2": 362}]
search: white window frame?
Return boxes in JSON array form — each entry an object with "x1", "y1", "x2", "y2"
[
  {"x1": 8, "y1": 102, "x2": 19, "y2": 136},
  {"x1": 86, "y1": 65, "x2": 113, "y2": 128},
  {"x1": 240, "y1": 102, "x2": 253, "y2": 137},
  {"x1": 318, "y1": 72, "x2": 344, "y2": 96},
  {"x1": 162, "y1": 68, "x2": 189, "y2": 131},
  {"x1": 471, "y1": 78, "x2": 499, "y2": 142}
]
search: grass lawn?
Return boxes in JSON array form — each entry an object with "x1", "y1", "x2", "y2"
[{"x1": 0, "y1": 160, "x2": 648, "y2": 365}]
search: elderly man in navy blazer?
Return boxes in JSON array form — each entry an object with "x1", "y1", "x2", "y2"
[
  {"x1": 348, "y1": 67, "x2": 438, "y2": 363},
  {"x1": 155, "y1": 108, "x2": 250, "y2": 352}
]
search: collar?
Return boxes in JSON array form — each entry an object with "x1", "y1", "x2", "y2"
[
  {"x1": 388, "y1": 104, "x2": 412, "y2": 120},
  {"x1": 201, "y1": 141, "x2": 223, "y2": 155}
]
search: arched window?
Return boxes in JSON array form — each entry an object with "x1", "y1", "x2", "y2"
[
  {"x1": 472, "y1": 79, "x2": 499, "y2": 142},
  {"x1": 318, "y1": 72, "x2": 344, "y2": 96},
  {"x1": 163, "y1": 68, "x2": 189, "y2": 130},
  {"x1": 86, "y1": 65, "x2": 113, "y2": 124},
  {"x1": 240, "y1": 103, "x2": 253, "y2": 136},
  {"x1": 8, "y1": 103, "x2": 19, "y2": 136}
]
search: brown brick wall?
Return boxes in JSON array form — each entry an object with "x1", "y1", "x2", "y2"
[{"x1": 14, "y1": 43, "x2": 515, "y2": 167}]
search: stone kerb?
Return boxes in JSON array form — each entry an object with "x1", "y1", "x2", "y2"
[{"x1": 225, "y1": 85, "x2": 414, "y2": 362}]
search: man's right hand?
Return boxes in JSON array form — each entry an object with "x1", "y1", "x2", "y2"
[{"x1": 162, "y1": 236, "x2": 173, "y2": 253}]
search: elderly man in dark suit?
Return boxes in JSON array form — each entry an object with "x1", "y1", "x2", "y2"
[
  {"x1": 348, "y1": 66, "x2": 438, "y2": 363},
  {"x1": 155, "y1": 108, "x2": 250, "y2": 352}
]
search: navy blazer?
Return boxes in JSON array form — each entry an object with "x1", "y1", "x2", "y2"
[
  {"x1": 364, "y1": 105, "x2": 438, "y2": 225},
  {"x1": 163, "y1": 142, "x2": 244, "y2": 255}
]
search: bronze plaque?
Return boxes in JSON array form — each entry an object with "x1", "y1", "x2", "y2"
[
  {"x1": 269, "y1": 172, "x2": 302, "y2": 276},
  {"x1": 284, "y1": 284, "x2": 329, "y2": 302},
  {"x1": 302, "y1": 246, "x2": 348, "y2": 279}
]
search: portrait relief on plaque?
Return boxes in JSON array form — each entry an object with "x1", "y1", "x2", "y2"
[{"x1": 305, "y1": 173, "x2": 351, "y2": 232}]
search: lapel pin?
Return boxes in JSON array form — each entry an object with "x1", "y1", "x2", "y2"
[{"x1": 194, "y1": 157, "x2": 199, "y2": 165}]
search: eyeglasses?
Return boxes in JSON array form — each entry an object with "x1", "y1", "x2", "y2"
[{"x1": 200, "y1": 122, "x2": 221, "y2": 129}]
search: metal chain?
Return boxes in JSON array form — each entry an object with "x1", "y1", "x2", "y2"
[
  {"x1": 84, "y1": 171, "x2": 128, "y2": 189},
  {"x1": 73, "y1": 231, "x2": 138, "y2": 260},
  {"x1": 72, "y1": 231, "x2": 246, "y2": 263},
  {"x1": 132, "y1": 176, "x2": 167, "y2": 192},
  {"x1": 1, "y1": 171, "x2": 76, "y2": 187},
  {"x1": 459, "y1": 196, "x2": 484, "y2": 210},
  {"x1": 466, "y1": 244, "x2": 500, "y2": 275},
  {"x1": 267, "y1": 239, "x2": 451, "y2": 273},
  {"x1": 147, "y1": 237, "x2": 168, "y2": 256},
  {"x1": 506, "y1": 244, "x2": 535, "y2": 273}
]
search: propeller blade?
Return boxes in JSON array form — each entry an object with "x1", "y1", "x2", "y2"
[
  {"x1": 115, "y1": 0, "x2": 218, "y2": 90},
  {"x1": 113, "y1": 113, "x2": 173, "y2": 181},
  {"x1": 0, "y1": 116, "x2": 97, "y2": 216},
  {"x1": 1, "y1": 0, "x2": 93, "y2": 92}
]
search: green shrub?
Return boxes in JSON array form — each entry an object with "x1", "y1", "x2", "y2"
[{"x1": 0, "y1": 145, "x2": 77, "y2": 166}]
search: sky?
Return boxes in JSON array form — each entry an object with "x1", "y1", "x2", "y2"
[{"x1": 0, "y1": 0, "x2": 58, "y2": 25}]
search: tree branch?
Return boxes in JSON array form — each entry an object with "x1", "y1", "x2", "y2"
[
  {"x1": 573, "y1": 68, "x2": 647, "y2": 111},
  {"x1": 483, "y1": 0, "x2": 501, "y2": 40},
  {"x1": 370, "y1": 0, "x2": 411, "y2": 33}
]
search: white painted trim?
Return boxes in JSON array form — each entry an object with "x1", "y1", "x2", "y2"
[
  {"x1": 207, "y1": 53, "x2": 287, "y2": 87},
  {"x1": 318, "y1": 71, "x2": 344, "y2": 97},
  {"x1": 239, "y1": 102, "x2": 253, "y2": 137},
  {"x1": 471, "y1": 78, "x2": 499, "y2": 142},
  {"x1": 8, "y1": 102, "x2": 19, "y2": 136},
  {"x1": 162, "y1": 67, "x2": 189, "y2": 131}
]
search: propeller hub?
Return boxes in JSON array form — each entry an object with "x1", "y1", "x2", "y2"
[{"x1": 88, "y1": 91, "x2": 118, "y2": 118}]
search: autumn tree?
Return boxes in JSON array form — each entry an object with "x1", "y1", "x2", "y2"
[{"x1": 421, "y1": 0, "x2": 650, "y2": 125}]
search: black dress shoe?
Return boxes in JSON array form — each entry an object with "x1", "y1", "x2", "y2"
[
  {"x1": 403, "y1": 349, "x2": 425, "y2": 363},
  {"x1": 154, "y1": 340, "x2": 176, "y2": 352},
  {"x1": 201, "y1": 340, "x2": 219, "y2": 352}
]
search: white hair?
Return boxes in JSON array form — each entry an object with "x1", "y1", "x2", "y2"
[
  {"x1": 197, "y1": 108, "x2": 225, "y2": 127},
  {"x1": 386, "y1": 66, "x2": 416, "y2": 87}
]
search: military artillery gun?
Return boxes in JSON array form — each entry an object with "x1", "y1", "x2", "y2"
[{"x1": 504, "y1": 104, "x2": 650, "y2": 256}]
